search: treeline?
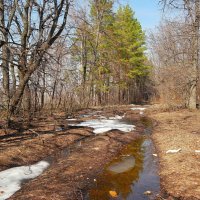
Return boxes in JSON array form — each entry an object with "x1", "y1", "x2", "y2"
[
  {"x1": 72, "y1": 2, "x2": 150, "y2": 106},
  {"x1": 149, "y1": 0, "x2": 200, "y2": 109},
  {"x1": 0, "y1": 0, "x2": 150, "y2": 125}
]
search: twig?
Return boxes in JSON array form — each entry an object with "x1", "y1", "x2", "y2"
[{"x1": 28, "y1": 129, "x2": 40, "y2": 136}]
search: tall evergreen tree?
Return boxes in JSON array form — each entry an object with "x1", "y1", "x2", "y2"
[
  {"x1": 72, "y1": 3, "x2": 150, "y2": 105},
  {"x1": 113, "y1": 5, "x2": 149, "y2": 78},
  {"x1": 112, "y1": 5, "x2": 150, "y2": 103}
]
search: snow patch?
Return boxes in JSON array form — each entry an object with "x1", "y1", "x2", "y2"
[
  {"x1": 0, "y1": 161, "x2": 49, "y2": 200},
  {"x1": 55, "y1": 127, "x2": 63, "y2": 131},
  {"x1": 131, "y1": 107, "x2": 146, "y2": 111},
  {"x1": 66, "y1": 118, "x2": 77, "y2": 121},
  {"x1": 99, "y1": 116, "x2": 107, "y2": 119},
  {"x1": 73, "y1": 119, "x2": 135, "y2": 134},
  {"x1": 166, "y1": 148, "x2": 181, "y2": 154},
  {"x1": 109, "y1": 115, "x2": 123, "y2": 120}
]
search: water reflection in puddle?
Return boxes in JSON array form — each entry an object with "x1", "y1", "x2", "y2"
[
  {"x1": 88, "y1": 138, "x2": 160, "y2": 200},
  {"x1": 108, "y1": 156, "x2": 135, "y2": 174}
]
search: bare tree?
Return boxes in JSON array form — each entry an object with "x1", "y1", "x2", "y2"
[
  {"x1": 0, "y1": 0, "x2": 71, "y2": 124},
  {"x1": 159, "y1": 0, "x2": 200, "y2": 108}
]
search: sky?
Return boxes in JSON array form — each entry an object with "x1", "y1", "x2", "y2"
[
  {"x1": 120, "y1": 0, "x2": 163, "y2": 31},
  {"x1": 78, "y1": 0, "x2": 164, "y2": 31}
]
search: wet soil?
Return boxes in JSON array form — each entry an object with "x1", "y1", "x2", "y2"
[
  {"x1": 86, "y1": 137, "x2": 160, "y2": 200},
  {"x1": 2, "y1": 105, "x2": 199, "y2": 200},
  {"x1": 0, "y1": 105, "x2": 147, "y2": 200}
]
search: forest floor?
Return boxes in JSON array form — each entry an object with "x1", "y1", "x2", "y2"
[
  {"x1": 0, "y1": 105, "x2": 200, "y2": 200},
  {"x1": 149, "y1": 106, "x2": 200, "y2": 200},
  {"x1": 0, "y1": 105, "x2": 146, "y2": 200}
]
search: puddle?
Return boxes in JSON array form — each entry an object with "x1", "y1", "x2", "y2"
[
  {"x1": 87, "y1": 135, "x2": 160, "y2": 200},
  {"x1": 140, "y1": 117, "x2": 153, "y2": 135},
  {"x1": 107, "y1": 156, "x2": 135, "y2": 174},
  {"x1": 1, "y1": 108, "x2": 159, "y2": 200}
]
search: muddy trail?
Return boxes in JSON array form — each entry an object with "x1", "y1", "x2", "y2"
[{"x1": 0, "y1": 105, "x2": 161, "y2": 200}]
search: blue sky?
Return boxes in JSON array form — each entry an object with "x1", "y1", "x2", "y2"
[
  {"x1": 120, "y1": 0, "x2": 163, "y2": 31},
  {"x1": 79, "y1": 0, "x2": 163, "y2": 31}
]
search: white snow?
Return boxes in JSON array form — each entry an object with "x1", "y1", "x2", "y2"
[
  {"x1": 66, "y1": 118, "x2": 77, "y2": 121},
  {"x1": 74, "y1": 119, "x2": 135, "y2": 134},
  {"x1": 166, "y1": 148, "x2": 181, "y2": 154},
  {"x1": 0, "y1": 161, "x2": 49, "y2": 200},
  {"x1": 55, "y1": 127, "x2": 63, "y2": 131},
  {"x1": 109, "y1": 115, "x2": 123, "y2": 120},
  {"x1": 99, "y1": 116, "x2": 107, "y2": 119},
  {"x1": 131, "y1": 107, "x2": 146, "y2": 111},
  {"x1": 131, "y1": 107, "x2": 146, "y2": 115}
]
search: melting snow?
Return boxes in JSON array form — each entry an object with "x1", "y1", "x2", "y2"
[
  {"x1": 55, "y1": 127, "x2": 63, "y2": 131},
  {"x1": 109, "y1": 115, "x2": 124, "y2": 120},
  {"x1": 73, "y1": 119, "x2": 135, "y2": 134},
  {"x1": 131, "y1": 107, "x2": 146, "y2": 115},
  {"x1": 131, "y1": 107, "x2": 146, "y2": 111},
  {"x1": 66, "y1": 118, "x2": 77, "y2": 121},
  {"x1": 0, "y1": 161, "x2": 49, "y2": 200},
  {"x1": 166, "y1": 148, "x2": 181, "y2": 154},
  {"x1": 99, "y1": 116, "x2": 107, "y2": 119}
]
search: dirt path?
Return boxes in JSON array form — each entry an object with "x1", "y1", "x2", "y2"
[
  {"x1": 1, "y1": 105, "x2": 199, "y2": 200},
  {"x1": 0, "y1": 105, "x2": 146, "y2": 200},
  {"x1": 149, "y1": 108, "x2": 200, "y2": 200},
  {"x1": 9, "y1": 132, "x2": 140, "y2": 200}
]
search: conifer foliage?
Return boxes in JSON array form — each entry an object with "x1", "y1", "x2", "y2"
[
  {"x1": 73, "y1": 1, "x2": 150, "y2": 105},
  {"x1": 0, "y1": 0, "x2": 151, "y2": 124}
]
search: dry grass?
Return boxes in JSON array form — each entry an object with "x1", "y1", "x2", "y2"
[
  {"x1": 150, "y1": 109, "x2": 200, "y2": 199},
  {"x1": 5, "y1": 106, "x2": 142, "y2": 200}
]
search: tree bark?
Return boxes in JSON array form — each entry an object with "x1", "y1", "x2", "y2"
[
  {"x1": 0, "y1": 0, "x2": 10, "y2": 115},
  {"x1": 188, "y1": 0, "x2": 200, "y2": 109}
]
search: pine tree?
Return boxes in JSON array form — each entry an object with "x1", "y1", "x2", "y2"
[
  {"x1": 113, "y1": 5, "x2": 149, "y2": 78},
  {"x1": 72, "y1": 3, "x2": 150, "y2": 105},
  {"x1": 112, "y1": 5, "x2": 150, "y2": 103}
]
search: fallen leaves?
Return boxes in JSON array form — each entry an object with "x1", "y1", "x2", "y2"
[{"x1": 109, "y1": 190, "x2": 118, "y2": 198}]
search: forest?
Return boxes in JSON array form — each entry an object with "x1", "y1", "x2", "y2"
[
  {"x1": 0, "y1": 0, "x2": 150, "y2": 126},
  {"x1": 0, "y1": 0, "x2": 200, "y2": 200}
]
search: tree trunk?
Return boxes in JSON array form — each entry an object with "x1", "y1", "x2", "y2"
[
  {"x1": 8, "y1": 70, "x2": 32, "y2": 122},
  {"x1": 24, "y1": 84, "x2": 32, "y2": 123},
  {"x1": 188, "y1": 80, "x2": 197, "y2": 109},
  {"x1": 10, "y1": 61, "x2": 16, "y2": 96},
  {"x1": 188, "y1": 0, "x2": 200, "y2": 109},
  {"x1": 0, "y1": 1, "x2": 10, "y2": 118},
  {"x1": 2, "y1": 45, "x2": 10, "y2": 110}
]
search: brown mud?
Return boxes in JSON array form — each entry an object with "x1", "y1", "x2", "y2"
[
  {"x1": 0, "y1": 105, "x2": 146, "y2": 200},
  {"x1": 1, "y1": 105, "x2": 199, "y2": 200}
]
